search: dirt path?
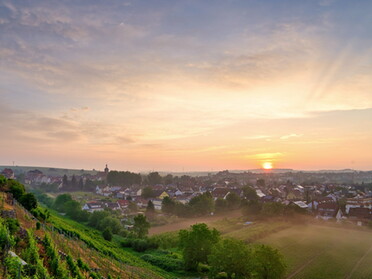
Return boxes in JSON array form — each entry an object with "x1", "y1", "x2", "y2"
[
  {"x1": 149, "y1": 210, "x2": 242, "y2": 235},
  {"x1": 345, "y1": 244, "x2": 372, "y2": 279},
  {"x1": 286, "y1": 251, "x2": 325, "y2": 279}
]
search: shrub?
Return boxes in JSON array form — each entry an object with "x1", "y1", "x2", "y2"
[{"x1": 140, "y1": 253, "x2": 183, "y2": 271}]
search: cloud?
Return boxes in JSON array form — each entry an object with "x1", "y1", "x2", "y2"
[{"x1": 280, "y1": 134, "x2": 304, "y2": 140}]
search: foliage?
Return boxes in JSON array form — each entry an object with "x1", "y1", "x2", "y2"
[
  {"x1": 4, "y1": 218, "x2": 19, "y2": 235},
  {"x1": 107, "y1": 170, "x2": 142, "y2": 186},
  {"x1": 146, "y1": 200, "x2": 155, "y2": 213},
  {"x1": 53, "y1": 193, "x2": 73, "y2": 212},
  {"x1": 251, "y1": 245, "x2": 286, "y2": 279},
  {"x1": 146, "y1": 172, "x2": 162, "y2": 186},
  {"x1": 99, "y1": 216, "x2": 122, "y2": 234},
  {"x1": 19, "y1": 192, "x2": 38, "y2": 210},
  {"x1": 161, "y1": 197, "x2": 176, "y2": 214},
  {"x1": 150, "y1": 232, "x2": 179, "y2": 249},
  {"x1": 215, "y1": 198, "x2": 227, "y2": 213},
  {"x1": 225, "y1": 192, "x2": 241, "y2": 210},
  {"x1": 179, "y1": 223, "x2": 220, "y2": 271},
  {"x1": 121, "y1": 238, "x2": 159, "y2": 252},
  {"x1": 89, "y1": 210, "x2": 110, "y2": 228},
  {"x1": 141, "y1": 253, "x2": 183, "y2": 271},
  {"x1": 189, "y1": 192, "x2": 214, "y2": 216},
  {"x1": 142, "y1": 186, "x2": 156, "y2": 198},
  {"x1": 208, "y1": 238, "x2": 253, "y2": 279},
  {"x1": 133, "y1": 214, "x2": 150, "y2": 238},
  {"x1": 103, "y1": 228, "x2": 113, "y2": 241},
  {"x1": 0, "y1": 219, "x2": 15, "y2": 256},
  {"x1": 242, "y1": 185, "x2": 258, "y2": 201},
  {"x1": 7, "y1": 179, "x2": 25, "y2": 199},
  {"x1": 66, "y1": 253, "x2": 84, "y2": 279}
]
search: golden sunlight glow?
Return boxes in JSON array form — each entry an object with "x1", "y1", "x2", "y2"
[{"x1": 262, "y1": 162, "x2": 273, "y2": 170}]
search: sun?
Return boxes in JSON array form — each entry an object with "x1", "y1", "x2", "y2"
[{"x1": 262, "y1": 162, "x2": 273, "y2": 170}]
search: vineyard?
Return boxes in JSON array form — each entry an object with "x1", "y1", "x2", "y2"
[{"x1": 0, "y1": 191, "x2": 171, "y2": 279}]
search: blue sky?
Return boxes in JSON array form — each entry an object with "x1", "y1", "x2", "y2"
[{"x1": 1, "y1": 0, "x2": 371, "y2": 171}]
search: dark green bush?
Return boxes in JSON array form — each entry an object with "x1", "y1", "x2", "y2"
[{"x1": 140, "y1": 253, "x2": 183, "y2": 271}]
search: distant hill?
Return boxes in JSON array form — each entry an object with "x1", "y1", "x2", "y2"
[{"x1": 0, "y1": 165, "x2": 99, "y2": 176}]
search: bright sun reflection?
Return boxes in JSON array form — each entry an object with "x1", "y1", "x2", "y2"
[{"x1": 262, "y1": 162, "x2": 273, "y2": 169}]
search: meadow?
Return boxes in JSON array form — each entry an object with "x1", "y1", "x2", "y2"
[{"x1": 210, "y1": 218, "x2": 372, "y2": 279}]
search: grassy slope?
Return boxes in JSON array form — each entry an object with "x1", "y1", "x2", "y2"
[
  {"x1": 47, "y1": 209, "x2": 174, "y2": 279},
  {"x1": 209, "y1": 217, "x2": 372, "y2": 279},
  {"x1": 258, "y1": 224, "x2": 372, "y2": 279}
]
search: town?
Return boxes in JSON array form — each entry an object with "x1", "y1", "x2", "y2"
[{"x1": 2, "y1": 165, "x2": 372, "y2": 227}]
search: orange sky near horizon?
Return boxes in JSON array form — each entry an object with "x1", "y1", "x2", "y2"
[{"x1": 0, "y1": 0, "x2": 371, "y2": 172}]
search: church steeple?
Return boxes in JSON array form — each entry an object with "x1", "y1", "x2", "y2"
[{"x1": 104, "y1": 164, "x2": 109, "y2": 175}]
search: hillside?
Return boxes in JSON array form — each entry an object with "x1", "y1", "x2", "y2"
[{"x1": 0, "y1": 191, "x2": 171, "y2": 279}]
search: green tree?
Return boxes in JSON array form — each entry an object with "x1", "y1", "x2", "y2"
[
  {"x1": 133, "y1": 214, "x2": 150, "y2": 238},
  {"x1": 189, "y1": 192, "x2": 214, "y2": 216},
  {"x1": 19, "y1": 192, "x2": 38, "y2": 210},
  {"x1": 226, "y1": 192, "x2": 241, "y2": 210},
  {"x1": 208, "y1": 238, "x2": 253, "y2": 279},
  {"x1": 179, "y1": 223, "x2": 220, "y2": 271},
  {"x1": 162, "y1": 196, "x2": 176, "y2": 214},
  {"x1": 261, "y1": 202, "x2": 285, "y2": 217},
  {"x1": 53, "y1": 194, "x2": 72, "y2": 212},
  {"x1": 7, "y1": 180, "x2": 25, "y2": 199},
  {"x1": 252, "y1": 245, "x2": 286, "y2": 279},
  {"x1": 89, "y1": 210, "x2": 110, "y2": 228},
  {"x1": 147, "y1": 172, "x2": 162, "y2": 186},
  {"x1": 243, "y1": 185, "x2": 258, "y2": 201},
  {"x1": 146, "y1": 200, "x2": 155, "y2": 213},
  {"x1": 257, "y1": 179, "x2": 265, "y2": 188},
  {"x1": 98, "y1": 217, "x2": 122, "y2": 234},
  {"x1": 142, "y1": 186, "x2": 155, "y2": 198},
  {"x1": 102, "y1": 228, "x2": 113, "y2": 241},
  {"x1": 215, "y1": 198, "x2": 227, "y2": 214},
  {"x1": 64, "y1": 200, "x2": 81, "y2": 217}
]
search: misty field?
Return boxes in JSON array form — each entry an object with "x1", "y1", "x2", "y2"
[{"x1": 219, "y1": 221, "x2": 372, "y2": 279}]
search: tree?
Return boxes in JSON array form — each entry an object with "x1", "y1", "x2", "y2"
[
  {"x1": 133, "y1": 214, "x2": 150, "y2": 238},
  {"x1": 252, "y1": 245, "x2": 286, "y2": 279},
  {"x1": 208, "y1": 238, "x2": 253, "y2": 279},
  {"x1": 162, "y1": 197, "x2": 176, "y2": 214},
  {"x1": 243, "y1": 185, "x2": 258, "y2": 201},
  {"x1": 189, "y1": 192, "x2": 214, "y2": 216},
  {"x1": 163, "y1": 174, "x2": 173, "y2": 185},
  {"x1": 146, "y1": 200, "x2": 155, "y2": 213},
  {"x1": 261, "y1": 202, "x2": 285, "y2": 217},
  {"x1": 179, "y1": 223, "x2": 220, "y2": 271},
  {"x1": 19, "y1": 193, "x2": 38, "y2": 211},
  {"x1": 147, "y1": 172, "x2": 162, "y2": 186},
  {"x1": 215, "y1": 198, "x2": 227, "y2": 213},
  {"x1": 226, "y1": 192, "x2": 241, "y2": 210},
  {"x1": 89, "y1": 211, "x2": 110, "y2": 228},
  {"x1": 64, "y1": 200, "x2": 81, "y2": 217},
  {"x1": 54, "y1": 194, "x2": 72, "y2": 212},
  {"x1": 7, "y1": 180, "x2": 25, "y2": 200},
  {"x1": 141, "y1": 186, "x2": 155, "y2": 199},
  {"x1": 242, "y1": 200, "x2": 262, "y2": 216},
  {"x1": 62, "y1": 175, "x2": 68, "y2": 188},
  {"x1": 98, "y1": 217, "x2": 122, "y2": 234},
  {"x1": 102, "y1": 228, "x2": 113, "y2": 241}
]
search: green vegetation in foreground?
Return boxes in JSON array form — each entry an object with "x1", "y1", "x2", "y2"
[{"x1": 47, "y1": 208, "x2": 174, "y2": 278}]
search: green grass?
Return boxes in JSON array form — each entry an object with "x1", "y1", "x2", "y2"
[
  {"x1": 207, "y1": 217, "x2": 372, "y2": 279},
  {"x1": 257, "y1": 225, "x2": 372, "y2": 278},
  {"x1": 46, "y1": 208, "x2": 174, "y2": 279}
]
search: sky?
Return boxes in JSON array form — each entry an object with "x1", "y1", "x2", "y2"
[{"x1": 0, "y1": 0, "x2": 371, "y2": 172}]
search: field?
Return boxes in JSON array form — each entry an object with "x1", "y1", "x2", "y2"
[{"x1": 210, "y1": 218, "x2": 372, "y2": 279}]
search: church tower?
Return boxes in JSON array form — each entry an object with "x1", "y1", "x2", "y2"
[{"x1": 104, "y1": 164, "x2": 109, "y2": 175}]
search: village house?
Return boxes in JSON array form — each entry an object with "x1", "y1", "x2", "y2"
[
  {"x1": 1, "y1": 168, "x2": 15, "y2": 179},
  {"x1": 82, "y1": 201, "x2": 104, "y2": 213}
]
